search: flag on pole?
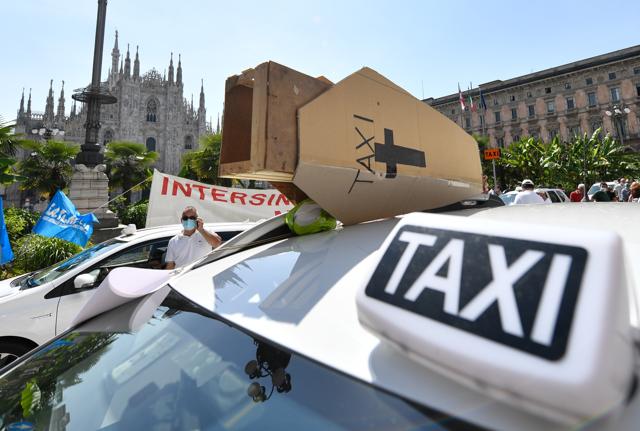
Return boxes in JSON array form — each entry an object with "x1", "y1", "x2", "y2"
[
  {"x1": 32, "y1": 190, "x2": 98, "y2": 247},
  {"x1": 458, "y1": 83, "x2": 466, "y2": 111},
  {"x1": 0, "y1": 197, "x2": 14, "y2": 264},
  {"x1": 479, "y1": 87, "x2": 488, "y2": 111},
  {"x1": 468, "y1": 82, "x2": 476, "y2": 112}
]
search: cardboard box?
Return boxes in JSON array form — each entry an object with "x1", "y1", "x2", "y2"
[{"x1": 221, "y1": 63, "x2": 482, "y2": 225}]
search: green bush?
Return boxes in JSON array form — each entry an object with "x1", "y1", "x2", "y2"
[
  {"x1": 120, "y1": 200, "x2": 148, "y2": 228},
  {"x1": 13, "y1": 234, "x2": 82, "y2": 273},
  {"x1": 108, "y1": 195, "x2": 128, "y2": 220},
  {"x1": 4, "y1": 208, "x2": 40, "y2": 243}
]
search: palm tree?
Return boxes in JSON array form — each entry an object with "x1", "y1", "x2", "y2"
[
  {"x1": 18, "y1": 140, "x2": 79, "y2": 199},
  {"x1": 104, "y1": 141, "x2": 158, "y2": 203},
  {"x1": 0, "y1": 117, "x2": 31, "y2": 185}
]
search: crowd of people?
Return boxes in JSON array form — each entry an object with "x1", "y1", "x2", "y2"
[{"x1": 485, "y1": 176, "x2": 640, "y2": 204}]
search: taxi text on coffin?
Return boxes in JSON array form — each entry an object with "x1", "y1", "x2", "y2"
[{"x1": 220, "y1": 61, "x2": 482, "y2": 225}]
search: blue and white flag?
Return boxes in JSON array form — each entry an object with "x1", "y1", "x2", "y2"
[
  {"x1": 33, "y1": 190, "x2": 98, "y2": 247},
  {"x1": 0, "y1": 197, "x2": 14, "y2": 264}
]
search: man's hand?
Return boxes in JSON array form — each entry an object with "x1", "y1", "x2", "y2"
[
  {"x1": 196, "y1": 219, "x2": 222, "y2": 248},
  {"x1": 196, "y1": 217, "x2": 204, "y2": 231}
]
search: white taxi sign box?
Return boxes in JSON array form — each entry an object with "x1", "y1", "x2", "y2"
[
  {"x1": 220, "y1": 62, "x2": 482, "y2": 225},
  {"x1": 356, "y1": 212, "x2": 634, "y2": 425}
]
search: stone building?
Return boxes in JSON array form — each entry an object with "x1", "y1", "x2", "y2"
[
  {"x1": 425, "y1": 45, "x2": 640, "y2": 150},
  {"x1": 15, "y1": 31, "x2": 208, "y2": 176}
]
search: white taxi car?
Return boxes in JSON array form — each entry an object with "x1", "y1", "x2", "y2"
[
  {"x1": 0, "y1": 202, "x2": 638, "y2": 430},
  {"x1": 0, "y1": 222, "x2": 252, "y2": 366}
]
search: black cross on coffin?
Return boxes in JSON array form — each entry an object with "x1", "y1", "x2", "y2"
[{"x1": 375, "y1": 128, "x2": 426, "y2": 178}]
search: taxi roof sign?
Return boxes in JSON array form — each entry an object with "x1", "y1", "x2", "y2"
[
  {"x1": 356, "y1": 212, "x2": 634, "y2": 424},
  {"x1": 484, "y1": 148, "x2": 501, "y2": 160},
  {"x1": 220, "y1": 61, "x2": 482, "y2": 225}
]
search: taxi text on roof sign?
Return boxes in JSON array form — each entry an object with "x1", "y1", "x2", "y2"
[
  {"x1": 219, "y1": 61, "x2": 482, "y2": 225},
  {"x1": 483, "y1": 148, "x2": 501, "y2": 160},
  {"x1": 356, "y1": 212, "x2": 634, "y2": 425}
]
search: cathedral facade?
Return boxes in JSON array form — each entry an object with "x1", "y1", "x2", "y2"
[{"x1": 15, "y1": 31, "x2": 208, "y2": 177}]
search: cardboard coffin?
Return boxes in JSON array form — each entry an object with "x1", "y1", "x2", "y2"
[{"x1": 220, "y1": 61, "x2": 482, "y2": 225}]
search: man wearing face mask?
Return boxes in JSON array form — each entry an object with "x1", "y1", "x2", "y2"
[{"x1": 165, "y1": 206, "x2": 222, "y2": 269}]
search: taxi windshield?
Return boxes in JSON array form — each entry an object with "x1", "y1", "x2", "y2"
[
  {"x1": 0, "y1": 294, "x2": 480, "y2": 431},
  {"x1": 23, "y1": 239, "x2": 124, "y2": 288}
]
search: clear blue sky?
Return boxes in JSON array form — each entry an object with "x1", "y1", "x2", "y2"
[{"x1": 2, "y1": 0, "x2": 639, "y2": 126}]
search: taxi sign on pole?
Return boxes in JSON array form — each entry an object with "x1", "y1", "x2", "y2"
[{"x1": 484, "y1": 148, "x2": 501, "y2": 160}]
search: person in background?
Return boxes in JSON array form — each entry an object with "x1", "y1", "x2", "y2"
[
  {"x1": 569, "y1": 184, "x2": 585, "y2": 202},
  {"x1": 591, "y1": 182, "x2": 611, "y2": 202},
  {"x1": 629, "y1": 182, "x2": 640, "y2": 202},
  {"x1": 165, "y1": 206, "x2": 222, "y2": 269},
  {"x1": 621, "y1": 181, "x2": 631, "y2": 202},
  {"x1": 513, "y1": 179, "x2": 545, "y2": 205},
  {"x1": 535, "y1": 189, "x2": 553, "y2": 204}
]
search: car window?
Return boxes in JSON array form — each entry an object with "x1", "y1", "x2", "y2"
[
  {"x1": 21, "y1": 240, "x2": 124, "y2": 289},
  {"x1": 0, "y1": 294, "x2": 482, "y2": 431},
  {"x1": 547, "y1": 190, "x2": 560, "y2": 203}
]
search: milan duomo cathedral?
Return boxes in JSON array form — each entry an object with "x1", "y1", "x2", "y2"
[{"x1": 14, "y1": 31, "x2": 209, "y2": 178}]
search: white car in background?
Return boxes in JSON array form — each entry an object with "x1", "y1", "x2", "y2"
[
  {"x1": 500, "y1": 188, "x2": 569, "y2": 205},
  {"x1": 0, "y1": 222, "x2": 253, "y2": 366}
]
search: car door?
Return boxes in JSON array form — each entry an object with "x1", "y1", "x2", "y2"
[{"x1": 53, "y1": 237, "x2": 171, "y2": 334}]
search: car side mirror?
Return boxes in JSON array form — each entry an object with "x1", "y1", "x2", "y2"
[{"x1": 74, "y1": 273, "x2": 98, "y2": 289}]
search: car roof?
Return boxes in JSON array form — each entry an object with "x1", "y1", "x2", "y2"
[
  {"x1": 171, "y1": 206, "x2": 620, "y2": 430},
  {"x1": 116, "y1": 222, "x2": 256, "y2": 242}
]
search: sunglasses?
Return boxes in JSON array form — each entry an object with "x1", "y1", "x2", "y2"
[{"x1": 181, "y1": 215, "x2": 197, "y2": 221}]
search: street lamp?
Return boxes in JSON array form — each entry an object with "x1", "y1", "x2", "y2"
[{"x1": 605, "y1": 105, "x2": 632, "y2": 146}]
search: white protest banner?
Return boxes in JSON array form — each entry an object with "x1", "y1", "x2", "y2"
[{"x1": 146, "y1": 170, "x2": 294, "y2": 227}]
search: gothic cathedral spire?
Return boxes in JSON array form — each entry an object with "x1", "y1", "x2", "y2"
[
  {"x1": 44, "y1": 79, "x2": 55, "y2": 126},
  {"x1": 56, "y1": 80, "x2": 66, "y2": 126},
  {"x1": 111, "y1": 30, "x2": 120, "y2": 80},
  {"x1": 176, "y1": 54, "x2": 183, "y2": 86},
  {"x1": 124, "y1": 44, "x2": 131, "y2": 79},
  {"x1": 18, "y1": 88, "x2": 25, "y2": 118},
  {"x1": 168, "y1": 52, "x2": 174, "y2": 84},
  {"x1": 26, "y1": 88, "x2": 32, "y2": 117},
  {"x1": 133, "y1": 45, "x2": 140, "y2": 80},
  {"x1": 199, "y1": 79, "x2": 205, "y2": 111}
]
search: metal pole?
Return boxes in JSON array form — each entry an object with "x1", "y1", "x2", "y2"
[
  {"x1": 492, "y1": 159, "x2": 497, "y2": 190},
  {"x1": 77, "y1": 0, "x2": 108, "y2": 167}
]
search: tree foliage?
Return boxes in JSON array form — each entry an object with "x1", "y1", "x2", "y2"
[
  {"x1": 178, "y1": 133, "x2": 232, "y2": 187},
  {"x1": 104, "y1": 141, "x2": 158, "y2": 203},
  {"x1": 476, "y1": 129, "x2": 640, "y2": 190},
  {"x1": 18, "y1": 140, "x2": 79, "y2": 199},
  {"x1": 0, "y1": 117, "x2": 31, "y2": 185}
]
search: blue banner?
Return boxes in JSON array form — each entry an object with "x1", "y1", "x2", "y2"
[
  {"x1": 0, "y1": 197, "x2": 14, "y2": 264},
  {"x1": 32, "y1": 190, "x2": 98, "y2": 247}
]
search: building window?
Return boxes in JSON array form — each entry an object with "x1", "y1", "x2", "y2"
[
  {"x1": 636, "y1": 84, "x2": 640, "y2": 97},
  {"x1": 569, "y1": 126, "x2": 581, "y2": 137},
  {"x1": 586, "y1": 77, "x2": 593, "y2": 86},
  {"x1": 546, "y1": 100, "x2": 555, "y2": 114},
  {"x1": 146, "y1": 99, "x2": 158, "y2": 122},
  {"x1": 493, "y1": 98, "x2": 499, "y2": 106},
  {"x1": 564, "y1": 82, "x2": 571, "y2": 90},
  {"x1": 513, "y1": 134, "x2": 520, "y2": 142},
  {"x1": 146, "y1": 137, "x2": 156, "y2": 152},
  {"x1": 548, "y1": 129, "x2": 558, "y2": 140},
  {"x1": 451, "y1": 108, "x2": 456, "y2": 115},
  {"x1": 465, "y1": 117, "x2": 471, "y2": 129},
  {"x1": 608, "y1": 72, "x2": 617, "y2": 80},
  {"x1": 587, "y1": 92, "x2": 597, "y2": 107},
  {"x1": 566, "y1": 97, "x2": 575, "y2": 110},
  {"x1": 610, "y1": 87, "x2": 621, "y2": 103},
  {"x1": 494, "y1": 111, "x2": 501, "y2": 123},
  {"x1": 527, "y1": 91, "x2": 532, "y2": 98},
  {"x1": 497, "y1": 137, "x2": 505, "y2": 147},
  {"x1": 528, "y1": 105, "x2": 535, "y2": 117},
  {"x1": 590, "y1": 121, "x2": 602, "y2": 133},
  {"x1": 634, "y1": 67, "x2": 640, "y2": 75},
  {"x1": 103, "y1": 130, "x2": 114, "y2": 145},
  {"x1": 184, "y1": 135, "x2": 194, "y2": 150},
  {"x1": 510, "y1": 95, "x2": 516, "y2": 102},
  {"x1": 511, "y1": 108, "x2": 517, "y2": 120},
  {"x1": 545, "y1": 87, "x2": 551, "y2": 94}
]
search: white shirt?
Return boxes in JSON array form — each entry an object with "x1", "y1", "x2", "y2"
[
  {"x1": 513, "y1": 190, "x2": 545, "y2": 205},
  {"x1": 165, "y1": 230, "x2": 212, "y2": 268}
]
